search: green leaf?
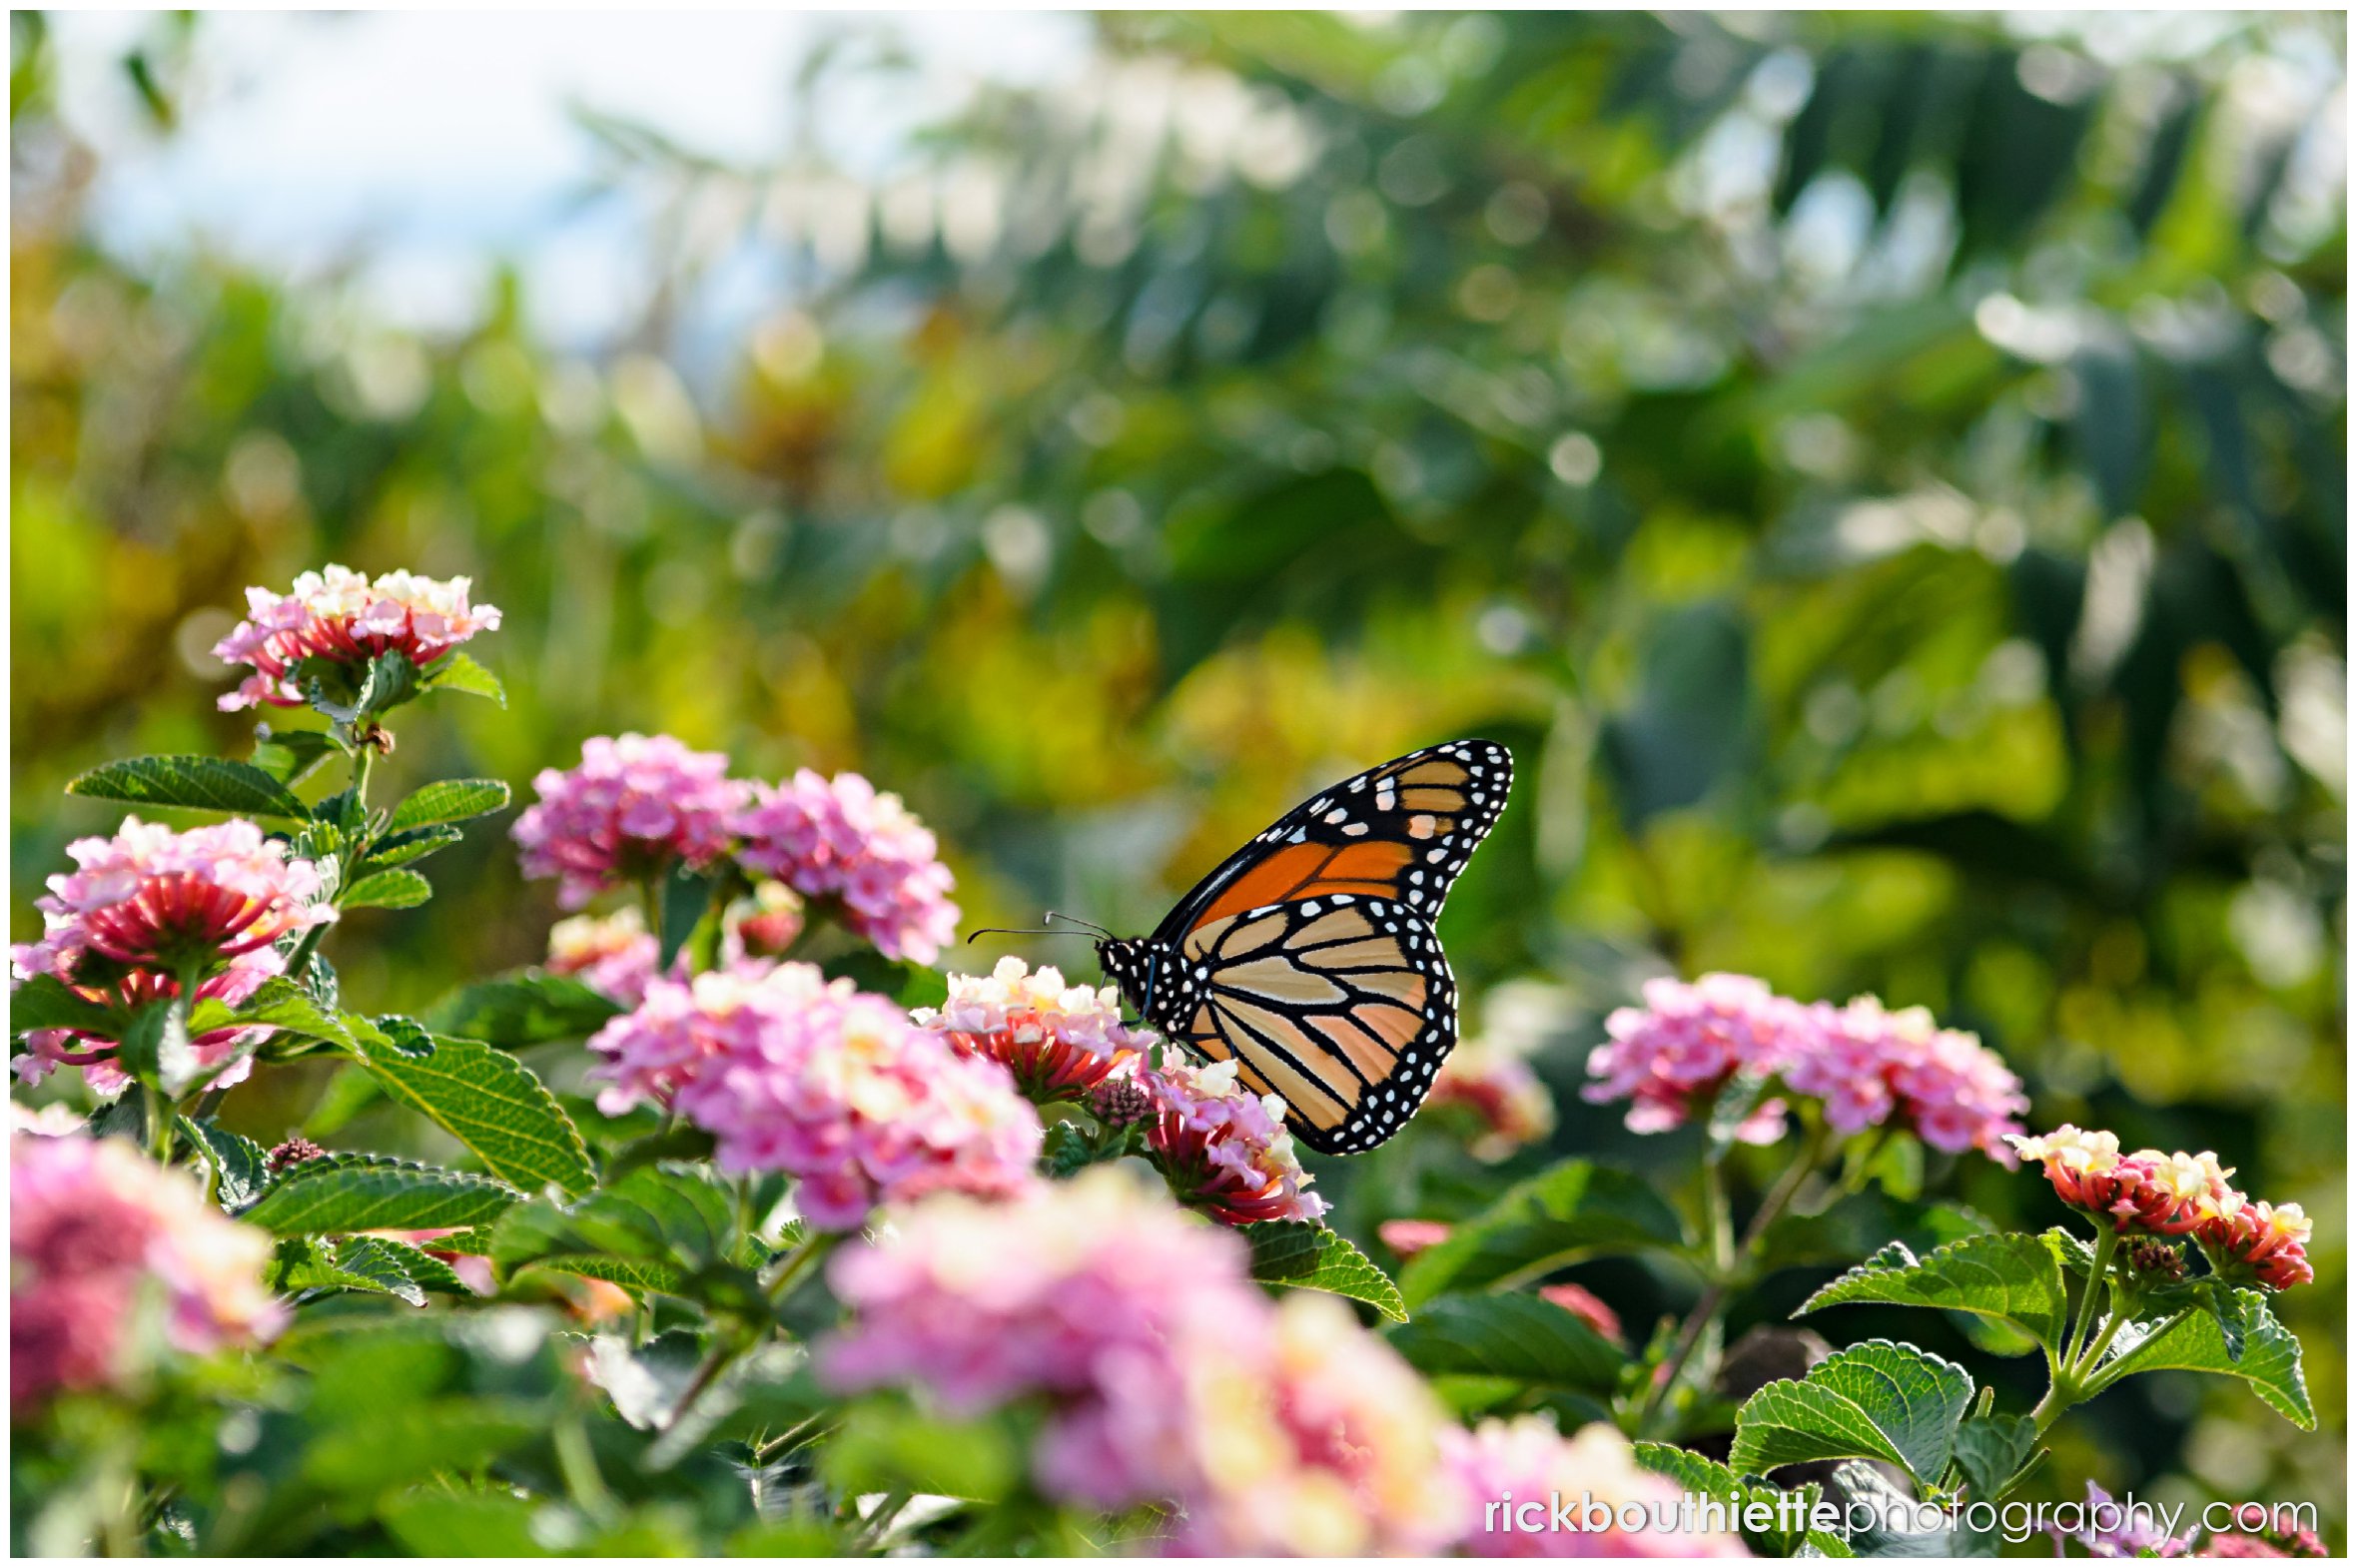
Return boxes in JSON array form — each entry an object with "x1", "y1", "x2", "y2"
[
  {"x1": 179, "y1": 1117, "x2": 273, "y2": 1213},
  {"x1": 1245, "y1": 1222, "x2": 1407, "y2": 1322},
  {"x1": 343, "y1": 869, "x2": 432, "y2": 910},
  {"x1": 380, "y1": 1490, "x2": 551, "y2": 1557},
  {"x1": 357, "y1": 824, "x2": 463, "y2": 873},
  {"x1": 1705, "y1": 1066, "x2": 1773, "y2": 1158},
  {"x1": 1798, "y1": 1233, "x2": 2068, "y2": 1355},
  {"x1": 356, "y1": 1022, "x2": 595, "y2": 1194},
  {"x1": 1386, "y1": 1293, "x2": 1625, "y2": 1391},
  {"x1": 384, "y1": 777, "x2": 511, "y2": 833},
  {"x1": 273, "y1": 1235, "x2": 426, "y2": 1306},
  {"x1": 191, "y1": 976, "x2": 363, "y2": 1053},
  {"x1": 300, "y1": 1397, "x2": 541, "y2": 1493},
  {"x1": 1398, "y1": 1159, "x2": 1688, "y2": 1306},
  {"x1": 822, "y1": 1402, "x2": 1020, "y2": 1503},
  {"x1": 488, "y1": 1164, "x2": 754, "y2": 1300},
  {"x1": 1633, "y1": 1443, "x2": 1822, "y2": 1556},
  {"x1": 303, "y1": 649, "x2": 420, "y2": 724},
  {"x1": 820, "y1": 949, "x2": 950, "y2": 1012},
  {"x1": 240, "y1": 1155, "x2": 521, "y2": 1234},
  {"x1": 1729, "y1": 1339, "x2": 1973, "y2": 1488},
  {"x1": 249, "y1": 725, "x2": 344, "y2": 787},
  {"x1": 421, "y1": 650, "x2": 507, "y2": 706},
  {"x1": 66, "y1": 754, "x2": 310, "y2": 822},
  {"x1": 419, "y1": 972, "x2": 624, "y2": 1049},
  {"x1": 1951, "y1": 1413, "x2": 2036, "y2": 1502},
  {"x1": 1756, "y1": 1190, "x2": 1992, "y2": 1272},
  {"x1": 2094, "y1": 1288, "x2": 2314, "y2": 1429},
  {"x1": 9, "y1": 973, "x2": 116, "y2": 1036}
]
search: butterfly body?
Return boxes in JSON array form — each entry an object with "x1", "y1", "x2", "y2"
[{"x1": 1097, "y1": 739, "x2": 1510, "y2": 1155}]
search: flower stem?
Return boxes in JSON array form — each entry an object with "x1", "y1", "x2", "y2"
[
  {"x1": 1640, "y1": 1123, "x2": 1833, "y2": 1434},
  {"x1": 2063, "y1": 1227, "x2": 2119, "y2": 1368},
  {"x1": 659, "y1": 1230, "x2": 840, "y2": 1438}
]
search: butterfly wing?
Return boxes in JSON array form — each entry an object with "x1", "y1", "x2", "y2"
[
  {"x1": 1160, "y1": 895, "x2": 1457, "y2": 1155},
  {"x1": 1148, "y1": 739, "x2": 1511, "y2": 946},
  {"x1": 1138, "y1": 739, "x2": 1510, "y2": 1155}
]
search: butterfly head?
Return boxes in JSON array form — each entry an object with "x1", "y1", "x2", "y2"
[{"x1": 1095, "y1": 936, "x2": 1158, "y2": 1015}]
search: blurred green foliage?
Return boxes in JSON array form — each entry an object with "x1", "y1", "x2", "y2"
[{"x1": 11, "y1": 8, "x2": 2344, "y2": 1540}]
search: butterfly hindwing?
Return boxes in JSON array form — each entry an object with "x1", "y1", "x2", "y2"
[
  {"x1": 1149, "y1": 739, "x2": 1511, "y2": 945},
  {"x1": 1115, "y1": 739, "x2": 1509, "y2": 1155},
  {"x1": 1160, "y1": 895, "x2": 1458, "y2": 1156}
]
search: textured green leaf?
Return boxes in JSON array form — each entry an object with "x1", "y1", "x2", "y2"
[
  {"x1": 9, "y1": 973, "x2": 116, "y2": 1036},
  {"x1": 66, "y1": 754, "x2": 310, "y2": 821},
  {"x1": 421, "y1": 651, "x2": 506, "y2": 706},
  {"x1": 343, "y1": 868, "x2": 432, "y2": 910},
  {"x1": 1757, "y1": 1190, "x2": 1992, "y2": 1271},
  {"x1": 1798, "y1": 1233, "x2": 2067, "y2": 1354},
  {"x1": 384, "y1": 777, "x2": 511, "y2": 833},
  {"x1": 191, "y1": 976, "x2": 363, "y2": 1052},
  {"x1": 1386, "y1": 1293, "x2": 1624, "y2": 1390},
  {"x1": 1397, "y1": 1159, "x2": 1689, "y2": 1306},
  {"x1": 1633, "y1": 1442, "x2": 1823, "y2": 1556},
  {"x1": 2094, "y1": 1288, "x2": 2314, "y2": 1429},
  {"x1": 357, "y1": 824, "x2": 463, "y2": 873},
  {"x1": 248, "y1": 725, "x2": 344, "y2": 787},
  {"x1": 179, "y1": 1117, "x2": 273, "y2": 1213},
  {"x1": 1729, "y1": 1339, "x2": 1973, "y2": 1487},
  {"x1": 379, "y1": 1490, "x2": 551, "y2": 1557},
  {"x1": 1246, "y1": 1222, "x2": 1407, "y2": 1321},
  {"x1": 273, "y1": 1235, "x2": 426, "y2": 1306},
  {"x1": 488, "y1": 1164, "x2": 751, "y2": 1299},
  {"x1": 241, "y1": 1154, "x2": 521, "y2": 1234},
  {"x1": 419, "y1": 972, "x2": 624, "y2": 1048},
  {"x1": 1951, "y1": 1413, "x2": 2036, "y2": 1501},
  {"x1": 357, "y1": 1023, "x2": 594, "y2": 1193}
]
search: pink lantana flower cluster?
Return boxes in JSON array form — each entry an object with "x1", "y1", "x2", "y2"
[
  {"x1": 2006, "y1": 1126, "x2": 2313, "y2": 1290},
  {"x1": 731, "y1": 769, "x2": 959, "y2": 965},
  {"x1": 513, "y1": 734, "x2": 749, "y2": 909},
  {"x1": 1139, "y1": 1056, "x2": 1328, "y2": 1225},
  {"x1": 213, "y1": 564, "x2": 501, "y2": 711},
  {"x1": 545, "y1": 884, "x2": 807, "y2": 1007},
  {"x1": 9, "y1": 818, "x2": 334, "y2": 1094},
  {"x1": 917, "y1": 956, "x2": 1154, "y2": 1103},
  {"x1": 585, "y1": 963, "x2": 1041, "y2": 1230},
  {"x1": 12, "y1": 1132, "x2": 284, "y2": 1409},
  {"x1": 1583, "y1": 973, "x2": 2028, "y2": 1162},
  {"x1": 1442, "y1": 1415, "x2": 1748, "y2": 1558},
  {"x1": 821, "y1": 1170, "x2": 1461, "y2": 1555}
]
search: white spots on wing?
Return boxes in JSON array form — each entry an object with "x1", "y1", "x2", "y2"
[
  {"x1": 1323, "y1": 808, "x2": 1348, "y2": 825},
  {"x1": 1285, "y1": 827, "x2": 1307, "y2": 844},
  {"x1": 1342, "y1": 822, "x2": 1368, "y2": 837}
]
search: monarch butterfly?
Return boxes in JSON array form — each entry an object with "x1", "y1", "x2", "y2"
[{"x1": 1095, "y1": 739, "x2": 1511, "y2": 1155}]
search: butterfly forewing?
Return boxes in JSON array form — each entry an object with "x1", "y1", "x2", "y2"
[
  {"x1": 1126, "y1": 739, "x2": 1509, "y2": 1155},
  {"x1": 1148, "y1": 739, "x2": 1511, "y2": 944}
]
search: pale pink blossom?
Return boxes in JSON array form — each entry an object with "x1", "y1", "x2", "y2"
[
  {"x1": 1443, "y1": 1416, "x2": 1749, "y2": 1557},
  {"x1": 1583, "y1": 974, "x2": 1805, "y2": 1143},
  {"x1": 1141, "y1": 1055, "x2": 1327, "y2": 1225},
  {"x1": 11, "y1": 1132, "x2": 284, "y2": 1408},
  {"x1": 544, "y1": 908, "x2": 664, "y2": 1006},
  {"x1": 730, "y1": 770, "x2": 958, "y2": 964},
  {"x1": 213, "y1": 563, "x2": 500, "y2": 710},
  {"x1": 513, "y1": 734, "x2": 749, "y2": 909},
  {"x1": 1785, "y1": 998, "x2": 2027, "y2": 1162},
  {"x1": 917, "y1": 956, "x2": 1155, "y2": 1103},
  {"x1": 822, "y1": 1172, "x2": 1460, "y2": 1554},
  {"x1": 586, "y1": 963, "x2": 1041, "y2": 1229}
]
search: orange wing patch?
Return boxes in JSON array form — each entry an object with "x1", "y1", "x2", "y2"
[{"x1": 1194, "y1": 840, "x2": 1413, "y2": 925}]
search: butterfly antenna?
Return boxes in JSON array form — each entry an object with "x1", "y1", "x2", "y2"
[
  {"x1": 966, "y1": 925, "x2": 1099, "y2": 944},
  {"x1": 1044, "y1": 911, "x2": 1116, "y2": 939}
]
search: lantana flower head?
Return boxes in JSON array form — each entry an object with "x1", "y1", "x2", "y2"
[
  {"x1": 10, "y1": 818, "x2": 333, "y2": 1093},
  {"x1": 823, "y1": 1171, "x2": 1459, "y2": 1555},
  {"x1": 545, "y1": 908, "x2": 664, "y2": 1006},
  {"x1": 2005, "y1": 1128, "x2": 2222, "y2": 1237},
  {"x1": 821, "y1": 1170, "x2": 1262, "y2": 1511},
  {"x1": 1179, "y1": 1292, "x2": 1463, "y2": 1555},
  {"x1": 1583, "y1": 974, "x2": 1806, "y2": 1143},
  {"x1": 1141, "y1": 1055, "x2": 1327, "y2": 1225},
  {"x1": 730, "y1": 769, "x2": 959, "y2": 964},
  {"x1": 1785, "y1": 997, "x2": 2028, "y2": 1162},
  {"x1": 213, "y1": 564, "x2": 501, "y2": 711},
  {"x1": 1442, "y1": 1415, "x2": 1748, "y2": 1557},
  {"x1": 2198, "y1": 1198, "x2": 2315, "y2": 1292},
  {"x1": 917, "y1": 956, "x2": 1155, "y2": 1103},
  {"x1": 12, "y1": 1132, "x2": 284, "y2": 1408},
  {"x1": 513, "y1": 734, "x2": 749, "y2": 909},
  {"x1": 587, "y1": 963, "x2": 1041, "y2": 1229}
]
